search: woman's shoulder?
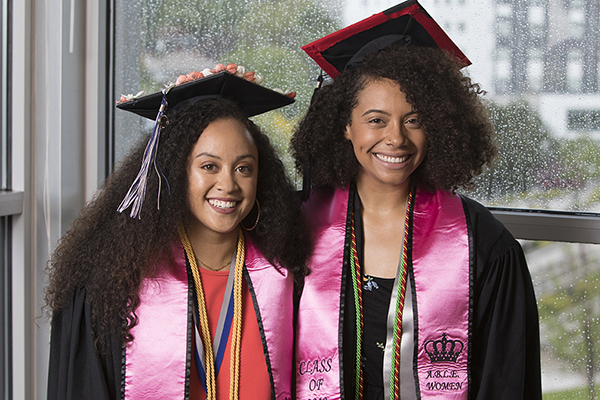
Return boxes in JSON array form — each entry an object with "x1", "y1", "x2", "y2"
[
  {"x1": 459, "y1": 195, "x2": 525, "y2": 268},
  {"x1": 302, "y1": 186, "x2": 350, "y2": 230},
  {"x1": 304, "y1": 186, "x2": 340, "y2": 206},
  {"x1": 459, "y1": 195, "x2": 507, "y2": 234}
]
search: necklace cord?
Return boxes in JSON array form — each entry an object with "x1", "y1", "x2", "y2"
[
  {"x1": 178, "y1": 225, "x2": 245, "y2": 400},
  {"x1": 390, "y1": 188, "x2": 413, "y2": 399},
  {"x1": 230, "y1": 231, "x2": 244, "y2": 399},
  {"x1": 350, "y1": 209, "x2": 364, "y2": 400},
  {"x1": 196, "y1": 256, "x2": 231, "y2": 271}
]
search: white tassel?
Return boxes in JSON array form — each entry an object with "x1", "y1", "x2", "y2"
[{"x1": 117, "y1": 89, "x2": 169, "y2": 219}]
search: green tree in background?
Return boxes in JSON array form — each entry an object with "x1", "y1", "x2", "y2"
[
  {"x1": 468, "y1": 99, "x2": 600, "y2": 211},
  {"x1": 139, "y1": 0, "x2": 337, "y2": 107},
  {"x1": 557, "y1": 134, "x2": 600, "y2": 184},
  {"x1": 537, "y1": 243, "x2": 600, "y2": 400},
  {"x1": 554, "y1": 134, "x2": 600, "y2": 210},
  {"x1": 135, "y1": 0, "x2": 340, "y2": 180},
  {"x1": 470, "y1": 100, "x2": 556, "y2": 203},
  {"x1": 230, "y1": 0, "x2": 338, "y2": 116},
  {"x1": 141, "y1": 0, "x2": 250, "y2": 58}
]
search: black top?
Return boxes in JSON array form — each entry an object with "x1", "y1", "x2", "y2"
[
  {"x1": 345, "y1": 190, "x2": 395, "y2": 400},
  {"x1": 361, "y1": 275, "x2": 394, "y2": 399}
]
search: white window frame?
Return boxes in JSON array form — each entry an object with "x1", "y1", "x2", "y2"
[{"x1": 7, "y1": 0, "x2": 108, "y2": 398}]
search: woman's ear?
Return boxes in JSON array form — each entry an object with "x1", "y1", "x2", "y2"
[{"x1": 343, "y1": 125, "x2": 352, "y2": 141}]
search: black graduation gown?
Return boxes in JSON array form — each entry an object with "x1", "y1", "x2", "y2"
[
  {"x1": 47, "y1": 286, "x2": 123, "y2": 400},
  {"x1": 464, "y1": 196, "x2": 541, "y2": 400},
  {"x1": 342, "y1": 190, "x2": 542, "y2": 400}
]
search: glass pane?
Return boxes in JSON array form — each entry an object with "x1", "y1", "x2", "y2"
[
  {"x1": 526, "y1": 240, "x2": 600, "y2": 398},
  {"x1": 113, "y1": 0, "x2": 341, "y2": 179},
  {"x1": 113, "y1": 0, "x2": 600, "y2": 213}
]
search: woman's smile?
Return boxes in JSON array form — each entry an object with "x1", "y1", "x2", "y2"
[
  {"x1": 373, "y1": 152, "x2": 411, "y2": 165},
  {"x1": 207, "y1": 198, "x2": 240, "y2": 213}
]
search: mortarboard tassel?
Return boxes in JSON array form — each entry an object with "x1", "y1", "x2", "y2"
[{"x1": 117, "y1": 88, "x2": 170, "y2": 219}]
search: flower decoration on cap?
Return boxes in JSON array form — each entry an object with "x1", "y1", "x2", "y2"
[
  {"x1": 172, "y1": 63, "x2": 265, "y2": 87},
  {"x1": 168, "y1": 63, "x2": 295, "y2": 99},
  {"x1": 118, "y1": 90, "x2": 146, "y2": 104}
]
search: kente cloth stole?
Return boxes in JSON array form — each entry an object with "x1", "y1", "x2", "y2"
[{"x1": 295, "y1": 186, "x2": 470, "y2": 400}]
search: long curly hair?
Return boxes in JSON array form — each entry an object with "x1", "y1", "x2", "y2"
[
  {"x1": 291, "y1": 44, "x2": 496, "y2": 192},
  {"x1": 45, "y1": 99, "x2": 310, "y2": 350}
]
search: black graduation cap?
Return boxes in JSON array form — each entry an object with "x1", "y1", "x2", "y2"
[
  {"x1": 302, "y1": 0, "x2": 470, "y2": 79},
  {"x1": 117, "y1": 70, "x2": 294, "y2": 119}
]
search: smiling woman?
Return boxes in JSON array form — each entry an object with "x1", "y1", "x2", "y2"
[
  {"x1": 291, "y1": 3, "x2": 542, "y2": 400},
  {"x1": 45, "y1": 70, "x2": 310, "y2": 400}
]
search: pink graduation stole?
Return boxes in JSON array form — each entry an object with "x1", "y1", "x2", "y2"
[
  {"x1": 124, "y1": 235, "x2": 294, "y2": 399},
  {"x1": 412, "y1": 188, "x2": 470, "y2": 398},
  {"x1": 295, "y1": 186, "x2": 470, "y2": 400},
  {"x1": 296, "y1": 188, "x2": 348, "y2": 400}
]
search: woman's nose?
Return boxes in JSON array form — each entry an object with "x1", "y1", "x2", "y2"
[
  {"x1": 386, "y1": 123, "x2": 407, "y2": 147},
  {"x1": 216, "y1": 170, "x2": 238, "y2": 192}
]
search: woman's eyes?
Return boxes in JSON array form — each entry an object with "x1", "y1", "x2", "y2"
[
  {"x1": 198, "y1": 161, "x2": 254, "y2": 174},
  {"x1": 405, "y1": 117, "x2": 421, "y2": 127},
  {"x1": 201, "y1": 163, "x2": 217, "y2": 171},
  {"x1": 367, "y1": 116, "x2": 420, "y2": 126}
]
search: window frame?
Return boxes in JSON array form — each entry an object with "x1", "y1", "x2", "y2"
[
  {"x1": 0, "y1": 192, "x2": 21, "y2": 217},
  {"x1": 491, "y1": 209, "x2": 600, "y2": 244},
  {"x1": 5, "y1": 0, "x2": 599, "y2": 396}
]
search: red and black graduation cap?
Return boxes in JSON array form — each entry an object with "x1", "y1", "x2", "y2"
[
  {"x1": 302, "y1": 0, "x2": 470, "y2": 79},
  {"x1": 117, "y1": 70, "x2": 294, "y2": 119},
  {"x1": 116, "y1": 70, "x2": 294, "y2": 219}
]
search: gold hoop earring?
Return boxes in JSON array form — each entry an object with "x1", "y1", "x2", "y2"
[{"x1": 242, "y1": 200, "x2": 260, "y2": 231}]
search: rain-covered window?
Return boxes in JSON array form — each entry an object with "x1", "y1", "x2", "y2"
[
  {"x1": 112, "y1": 0, "x2": 600, "y2": 398},
  {"x1": 112, "y1": 0, "x2": 339, "y2": 175}
]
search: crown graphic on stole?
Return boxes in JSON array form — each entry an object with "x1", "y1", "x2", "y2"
[{"x1": 424, "y1": 333, "x2": 464, "y2": 363}]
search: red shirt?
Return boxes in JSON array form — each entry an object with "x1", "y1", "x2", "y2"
[{"x1": 190, "y1": 268, "x2": 271, "y2": 399}]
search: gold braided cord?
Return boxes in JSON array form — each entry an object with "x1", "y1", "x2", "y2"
[
  {"x1": 179, "y1": 225, "x2": 217, "y2": 399},
  {"x1": 178, "y1": 225, "x2": 244, "y2": 400},
  {"x1": 229, "y1": 230, "x2": 244, "y2": 399}
]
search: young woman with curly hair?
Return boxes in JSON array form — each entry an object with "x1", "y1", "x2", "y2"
[
  {"x1": 292, "y1": 18, "x2": 541, "y2": 400},
  {"x1": 46, "y1": 72, "x2": 310, "y2": 400}
]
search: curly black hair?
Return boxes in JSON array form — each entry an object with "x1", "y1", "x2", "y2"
[
  {"x1": 45, "y1": 98, "x2": 310, "y2": 351},
  {"x1": 291, "y1": 44, "x2": 496, "y2": 192}
]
